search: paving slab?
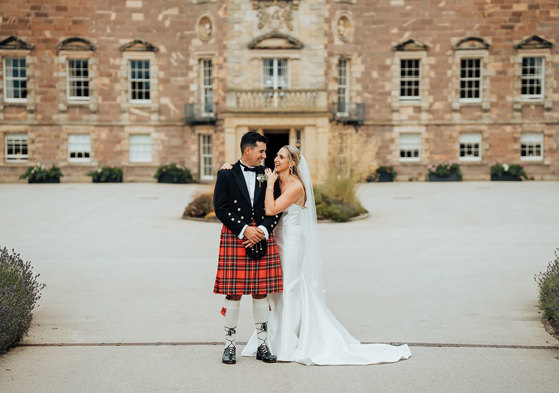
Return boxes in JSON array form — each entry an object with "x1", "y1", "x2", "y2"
[{"x1": 0, "y1": 182, "x2": 558, "y2": 392}]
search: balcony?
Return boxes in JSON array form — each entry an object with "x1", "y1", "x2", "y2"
[
  {"x1": 332, "y1": 102, "x2": 366, "y2": 124},
  {"x1": 184, "y1": 103, "x2": 217, "y2": 125},
  {"x1": 225, "y1": 89, "x2": 327, "y2": 113}
]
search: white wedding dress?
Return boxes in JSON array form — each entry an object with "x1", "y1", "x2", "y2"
[{"x1": 242, "y1": 158, "x2": 411, "y2": 365}]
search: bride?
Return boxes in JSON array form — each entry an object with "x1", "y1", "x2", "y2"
[{"x1": 225, "y1": 145, "x2": 411, "y2": 365}]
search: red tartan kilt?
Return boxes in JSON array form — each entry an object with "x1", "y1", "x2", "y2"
[{"x1": 214, "y1": 224, "x2": 283, "y2": 295}]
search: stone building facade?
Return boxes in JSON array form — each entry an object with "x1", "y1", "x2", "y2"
[{"x1": 0, "y1": 0, "x2": 558, "y2": 183}]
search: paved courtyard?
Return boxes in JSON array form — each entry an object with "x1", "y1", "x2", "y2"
[{"x1": 0, "y1": 181, "x2": 558, "y2": 392}]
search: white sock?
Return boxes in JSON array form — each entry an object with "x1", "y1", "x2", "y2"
[
  {"x1": 253, "y1": 297, "x2": 270, "y2": 346},
  {"x1": 223, "y1": 298, "x2": 240, "y2": 348}
]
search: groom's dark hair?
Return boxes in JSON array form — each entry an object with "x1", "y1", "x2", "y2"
[{"x1": 240, "y1": 131, "x2": 268, "y2": 153}]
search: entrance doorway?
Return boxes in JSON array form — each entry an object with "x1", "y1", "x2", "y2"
[{"x1": 263, "y1": 130, "x2": 289, "y2": 169}]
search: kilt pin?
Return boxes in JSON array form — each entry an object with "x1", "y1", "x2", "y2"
[{"x1": 213, "y1": 161, "x2": 283, "y2": 295}]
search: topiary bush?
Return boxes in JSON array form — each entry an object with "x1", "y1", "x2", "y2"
[
  {"x1": 534, "y1": 250, "x2": 559, "y2": 327},
  {"x1": 314, "y1": 174, "x2": 368, "y2": 222},
  {"x1": 0, "y1": 247, "x2": 46, "y2": 354},
  {"x1": 183, "y1": 192, "x2": 215, "y2": 219}
]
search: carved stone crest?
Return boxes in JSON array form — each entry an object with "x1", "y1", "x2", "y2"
[{"x1": 254, "y1": 1, "x2": 296, "y2": 31}]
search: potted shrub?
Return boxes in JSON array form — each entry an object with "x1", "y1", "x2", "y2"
[
  {"x1": 490, "y1": 162, "x2": 527, "y2": 181},
  {"x1": 366, "y1": 165, "x2": 397, "y2": 182},
  {"x1": 87, "y1": 166, "x2": 123, "y2": 183},
  {"x1": 19, "y1": 163, "x2": 63, "y2": 183},
  {"x1": 427, "y1": 162, "x2": 462, "y2": 182},
  {"x1": 154, "y1": 163, "x2": 193, "y2": 184}
]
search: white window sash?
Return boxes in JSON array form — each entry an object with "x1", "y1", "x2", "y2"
[
  {"x1": 459, "y1": 133, "x2": 482, "y2": 161},
  {"x1": 399, "y1": 134, "x2": 421, "y2": 162},
  {"x1": 200, "y1": 59, "x2": 214, "y2": 115},
  {"x1": 67, "y1": 59, "x2": 90, "y2": 101},
  {"x1": 459, "y1": 58, "x2": 482, "y2": 103},
  {"x1": 68, "y1": 134, "x2": 92, "y2": 162},
  {"x1": 129, "y1": 60, "x2": 151, "y2": 104},
  {"x1": 399, "y1": 59, "x2": 421, "y2": 100},
  {"x1": 521, "y1": 57, "x2": 544, "y2": 100},
  {"x1": 3, "y1": 57, "x2": 27, "y2": 103},
  {"x1": 129, "y1": 134, "x2": 152, "y2": 162},
  {"x1": 5, "y1": 133, "x2": 29, "y2": 161},
  {"x1": 200, "y1": 134, "x2": 214, "y2": 180},
  {"x1": 337, "y1": 59, "x2": 349, "y2": 115},
  {"x1": 520, "y1": 133, "x2": 543, "y2": 161}
]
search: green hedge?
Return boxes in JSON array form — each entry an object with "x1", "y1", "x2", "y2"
[{"x1": 314, "y1": 174, "x2": 368, "y2": 222}]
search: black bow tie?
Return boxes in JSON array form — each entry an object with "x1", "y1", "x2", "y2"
[{"x1": 240, "y1": 163, "x2": 257, "y2": 172}]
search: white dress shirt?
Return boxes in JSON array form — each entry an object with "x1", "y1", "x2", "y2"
[{"x1": 238, "y1": 159, "x2": 269, "y2": 240}]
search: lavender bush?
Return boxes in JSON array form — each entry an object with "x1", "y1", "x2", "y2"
[
  {"x1": 0, "y1": 247, "x2": 46, "y2": 354},
  {"x1": 534, "y1": 250, "x2": 559, "y2": 322}
]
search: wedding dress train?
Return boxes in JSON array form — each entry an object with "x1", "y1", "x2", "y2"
[{"x1": 242, "y1": 203, "x2": 411, "y2": 365}]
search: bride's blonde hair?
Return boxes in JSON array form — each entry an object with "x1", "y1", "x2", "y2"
[{"x1": 280, "y1": 145, "x2": 307, "y2": 205}]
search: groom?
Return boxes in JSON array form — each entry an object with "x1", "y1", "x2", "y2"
[{"x1": 213, "y1": 131, "x2": 283, "y2": 364}]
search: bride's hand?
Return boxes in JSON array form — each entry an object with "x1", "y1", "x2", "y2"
[
  {"x1": 265, "y1": 168, "x2": 278, "y2": 184},
  {"x1": 220, "y1": 163, "x2": 233, "y2": 170}
]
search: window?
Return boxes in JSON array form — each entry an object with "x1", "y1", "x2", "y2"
[
  {"x1": 459, "y1": 133, "x2": 482, "y2": 161},
  {"x1": 68, "y1": 134, "x2": 91, "y2": 161},
  {"x1": 263, "y1": 58, "x2": 288, "y2": 107},
  {"x1": 67, "y1": 59, "x2": 90, "y2": 101},
  {"x1": 460, "y1": 58, "x2": 481, "y2": 102},
  {"x1": 5, "y1": 133, "x2": 28, "y2": 161},
  {"x1": 129, "y1": 134, "x2": 152, "y2": 162},
  {"x1": 337, "y1": 59, "x2": 349, "y2": 114},
  {"x1": 399, "y1": 134, "x2": 421, "y2": 161},
  {"x1": 200, "y1": 134, "x2": 214, "y2": 180},
  {"x1": 263, "y1": 58, "x2": 288, "y2": 90},
  {"x1": 129, "y1": 60, "x2": 150, "y2": 102},
  {"x1": 3, "y1": 57, "x2": 27, "y2": 102},
  {"x1": 521, "y1": 57, "x2": 544, "y2": 99},
  {"x1": 201, "y1": 59, "x2": 213, "y2": 114},
  {"x1": 521, "y1": 133, "x2": 543, "y2": 160},
  {"x1": 400, "y1": 59, "x2": 420, "y2": 100}
]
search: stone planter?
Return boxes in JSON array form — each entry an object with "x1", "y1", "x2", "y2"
[
  {"x1": 377, "y1": 172, "x2": 394, "y2": 182},
  {"x1": 428, "y1": 173, "x2": 461, "y2": 182},
  {"x1": 28, "y1": 178, "x2": 60, "y2": 184},
  {"x1": 491, "y1": 173, "x2": 522, "y2": 181},
  {"x1": 157, "y1": 173, "x2": 187, "y2": 184},
  {"x1": 92, "y1": 178, "x2": 122, "y2": 183}
]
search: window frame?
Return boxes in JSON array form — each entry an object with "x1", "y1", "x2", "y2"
[
  {"x1": 66, "y1": 59, "x2": 90, "y2": 102},
  {"x1": 5, "y1": 133, "x2": 29, "y2": 162},
  {"x1": 399, "y1": 58, "x2": 421, "y2": 101},
  {"x1": 199, "y1": 134, "x2": 214, "y2": 180},
  {"x1": 520, "y1": 132, "x2": 544, "y2": 161},
  {"x1": 458, "y1": 133, "x2": 482, "y2": 162},
  {"x1": 3, "y1": 57, "x2": 27, "y2": 103},
  {"x1": 398, "y1": 133, "x2": 421, "y2": 162},
  {"x1": 459, "y1": 58, "x2": 482, "y2": 103},
  {"x1": 129, "y1": 134, "x2": 152, "y2": 163},
  {"x1": 200, "y1": 59, "x2": 214, "y2": 115},
  {"x1": 520, "y1": 56, "x2": 544, "y2": 101},
  {"x1": 68, "y1": 134, "x2": 92, "y2": 162},
  {"x1": 337, "y1": 58, "x2": 349, "y2": 115},
  {"x1": 128, "y1": 59, "x2": 151, "y2": 104}
]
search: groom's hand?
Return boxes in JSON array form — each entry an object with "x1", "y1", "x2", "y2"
[{"x1": 243, "y1": 226, "x2": 264, "y2": 247}]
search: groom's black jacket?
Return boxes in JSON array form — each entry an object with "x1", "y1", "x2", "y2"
[{"x1": 214, "y1": 161, "x2": 282, "y2": 237}]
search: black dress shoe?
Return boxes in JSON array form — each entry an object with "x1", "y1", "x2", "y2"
[
  {"x1": 256, "y1": 343, "x2": 277, "y2": 363},
  {"x1": 222, "y1": 345, "x2": 236, "y2": 364}
]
